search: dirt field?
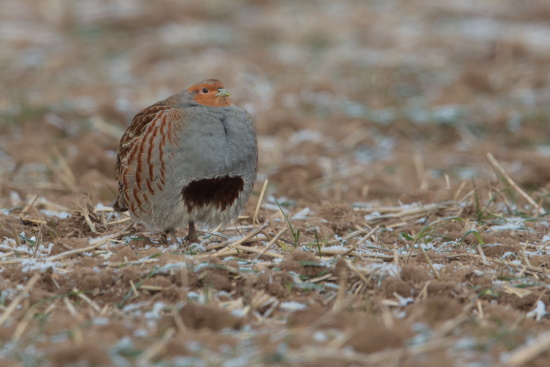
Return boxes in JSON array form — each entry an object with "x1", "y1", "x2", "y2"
[{"x1": 2, "y1": 1, "x2": 550, "y2": 366}]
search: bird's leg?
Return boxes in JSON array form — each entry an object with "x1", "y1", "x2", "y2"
[
  {"x1": 185, "y1": 221, "x2": 199, "y2": 244},
  {"x1": 160, "y1": 228, "x2": 176, "y2": 245}
]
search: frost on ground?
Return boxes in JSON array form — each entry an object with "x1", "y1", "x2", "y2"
[{"x1": 2, "y1": 0, "x2": 550, "y2": 366}]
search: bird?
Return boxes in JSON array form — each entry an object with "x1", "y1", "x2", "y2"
[{"x1": 113, "y1": 79, "x2": 258, "y2": 244}]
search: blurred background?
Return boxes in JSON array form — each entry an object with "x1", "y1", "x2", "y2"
[{"x1": 2, "y1": 0, "x2": 550, "y2": 210}]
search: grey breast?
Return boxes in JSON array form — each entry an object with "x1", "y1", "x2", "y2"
[
  {"x1": 163, "y1": 105, "x2": 257, "y2": 219},
  {"x1": 165, "y1": 105, "x2": 256, "y2": 191}
]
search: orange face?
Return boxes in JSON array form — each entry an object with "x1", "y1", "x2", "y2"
[{"x1": 187, "y1": 79, "x2": 233, "y2": 107}]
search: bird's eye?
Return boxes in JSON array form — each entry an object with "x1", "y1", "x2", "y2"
[{"x1": 201, "y1": 88, "x2": 208, "y2": 93}]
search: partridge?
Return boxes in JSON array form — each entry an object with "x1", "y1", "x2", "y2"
[{"x1": 113, "y1": 79, "x2": 258, "y2": 244}]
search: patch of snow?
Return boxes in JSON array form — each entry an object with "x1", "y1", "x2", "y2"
[
  {"x1": 0, "y1": 342, "x2": 42, "y2": 361},
  {"x1": 352, "y1": 202, "x2": 374, "y2": 209},
  {"x1": 157, "y1": 262, "x2": 187, "y2": 273},
  {"x1": 40, "y1": 209, "x2": 70, "y2": 218},
  {"x1": 290, "y1": 129, "x2": 322, "y2": 144},
  {"x1": 231, "y1": 308, "x2": 247, "y2": 318},
  {"x1": 20, "y1": 258, "x2": 59, "y2": 273},
  {"x1": 279, "y1": 301, "x2": 307, "y2": 311},
  {"x1": 223, "y1": 355, "x2": 257, "y2": 367},
  {"x1": 95, "y1": 202, "x2": 109, "y2": 210},
  {"x1": 170, "y1": 356, "x2": 207, "y2": 367},
  {"x1": 189, "y1": 242, "x2": 206, "y2": 252},
  {"x1": 291, "y1": 207, "x2": 310, "y2": 220},
  {"x1": 135, "y1": 255, "x2": 159, "y2": 264},
  {"x1": 455, "y1": 166, "x2": 480, "y2": 180},
  {"x1": 501, "y1": 251, "x2": 517, "y2": 260},
  {"x1": 355, "y1": 247, "x2": 390, "y2": 259},
  {"x1": 490, "y1": 217, "x2": 530, "y2": 232},
  {"x1": 111, "y1": 336, "x2": 134, "y2": 351},
  {"x1": 416, "y1": 243, "x2": 435, "y2": 250},
  {"x1": 144, "y1": 302, "x2": 166, "y2": 328},
  {"x1": 409, "y1": 322, "x2": 432, "y2": 345},
  {"x1": 187, "y1": 291, "x2": 205, "y2": 303},
  {"x1": 194, "y1": 262, "x2": 215, "y2": 272},
  {"x1": 313, "y1": 331, "x2": 328, "y2": 343},
  {"x1": 527, "y1": 248, "x2": 550, "y2": 256},
  {"x1": 1, "y1": 288, "x2": 17, "y2": 301},
  {"x1": 358, "y1": 262, "x2": 400, "y2": 277},
  {"x1": 323, "y1": 244, "x2": 347, "y2": 252},
  {"x1": 1, "y1": 237, "x2": 16, "y2": 246},
  {"x1": 526, "y1": 300, "x2": 548, "y2": 322},
  {"x1": 395, "y1": 294, "x2": 414, "y2": 306},
  {"x1": 354, "y1": 136, "x2": 395, "y2": 164},
  {"x1": 88, "y1": 233, "x2": 117, "y2": 244},
  {"x1": 10, "y1": 191, "x2": 22, "y2": 203},
  {"x1": 122, "y1": 301, "x2": 150, "y2": 313},
  {"x1": 133, "y1": 328, "x2": 148, "y2": 338},
  {"x1": 537, "y1": 145, "x2": 550, "y2": 157},
  {"x1": 294, "y1": 281, "x2": 324, "y2": 291},
  {"x1": 106, "y1": 241, "x2": 120, "y2": 248},
  {"x1": 364, "y1": 211, "x2": 381, "y2": 221},
  {"x1": 395, "y1": 311, "x2": 407, "y2": 319},
  {"x1": 185, "y1": 340, "x2": 202, "y2": 352},
  {"x1": 91, "y1": 317, "x2": 109, "y2": 325},
  {"x1": 158, "y1": 242, "x2": 181, "y2": 252},
  {"x1": 454, "y1": 337, "x2": 478, "y2": 350}
]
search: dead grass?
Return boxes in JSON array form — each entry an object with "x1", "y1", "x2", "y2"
[{"x1": 1, "y1": 0, "x2": 550, "y2": 366}]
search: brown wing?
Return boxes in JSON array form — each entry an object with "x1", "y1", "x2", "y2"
[
  {"x1": 113, "y1": 101, "x2": 172, "y2": 212},
  {"x1": 115, "y1": 102, "x2": 172, "y2": 181}
]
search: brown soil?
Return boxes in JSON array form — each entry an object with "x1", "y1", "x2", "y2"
[{"x1": 1, "y1": 1, "x2": 550, "y2": 366}]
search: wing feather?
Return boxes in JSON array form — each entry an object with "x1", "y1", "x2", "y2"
[
  {"x1": 115, "y1": 102, "x2": 171, "y2": 181},
  {"x1": 113, "y1": 102, "x2": 172, "y2": 212}
]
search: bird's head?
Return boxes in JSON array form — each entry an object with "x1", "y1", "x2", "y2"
[{"x1": 187, "y1": 79, "x2": 233, "y2": 107}]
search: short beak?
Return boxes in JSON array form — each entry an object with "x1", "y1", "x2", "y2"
[{"x1": 216, "y1": 88, "x2": 231, "y2": 97}]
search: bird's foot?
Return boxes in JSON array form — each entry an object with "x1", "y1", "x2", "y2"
[
  {"x1": 160, "y1": 228, "x2": 176, "y2": 245},
  {"x1": 184, "y1": 233, "x2": 200, "y2": 245},
  {"x1": 185, "y1": 221, "x2": 200, "y2": 244}
]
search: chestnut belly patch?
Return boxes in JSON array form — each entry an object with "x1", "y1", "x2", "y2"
[{"x1": 182, "y1": 176, "x2": 244, "y2": 212}]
